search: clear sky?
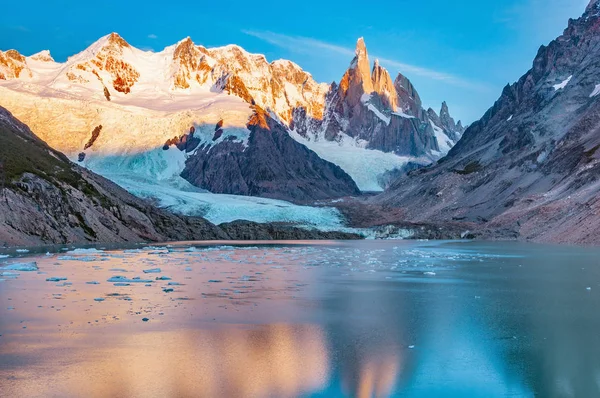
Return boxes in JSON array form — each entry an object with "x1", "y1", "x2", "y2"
[{"x1": 0, "y1": 0, "x2": 590, "y2": 123}]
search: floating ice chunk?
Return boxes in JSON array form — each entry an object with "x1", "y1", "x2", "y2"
[
  {"x1": 0, "y1": 255, "x2": 9, "y2": 259},
  {"x1": 1, "y1": 262, "x2": 38, "y2": 271},
  {"x1": 114, "y1": 283, "x2": 131, "y2": 286},
  {"x1": 67, "y1": 248, "x2": 105, "y2": 254},
  {"x1": 46, "y1": 277, "x2": 67, "y2": 282},
  {"x1": 16, "y1": 249, "x2": 29, "y2": 253},
  {"x1": 408, "y1": 345, "x2": 415, "y2": 349},
  {"x1": 142, "y1": 246, "x2": 167, "y2": 251},
  {"x1": 86, "y1": 281, "x2": 100, "y2": 285},
  {"x1": 423, "y1": 272, "x2": 436, "y2": 276},
  {"x1": 143, "y1": 268, "x2": 162, "y2": 274},
  {"x1": 142, "y1": 318, "x2": 149, "y2": 322},
  {"x1": 57, "y1": 256, "x2": 77, "y2": 261},
  {"x1": 586, "y1": 287, "x2": 592, "y2": 291},
  {"x1": 208, "y1": 280, "x2": 222, "y2": 283},
  {"x1": 93, "y1": 298, "x2": 105, "y2": 302},
  {"x1": 163, "y1": 288, "x2": 174, "y2": 293},
  {"x1": 155, "y1": 276, "x2": 171, "y2": 280},
  {"x1": 107, "y1": 276, "x2": 152, "y2": 283},
  {"x1": 167, "y1": 282, "x2": 181, "y2": 286}
]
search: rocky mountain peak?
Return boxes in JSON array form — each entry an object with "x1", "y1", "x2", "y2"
[
  {"x1": 65, "y1": 32, "x2": 139, "y2": 94},
  {"x1": 107, "y1": 32, "x2": 130, "y2": 49},
  {"x1": 337, "y1": 38, "x2": 375, "y2": 112},
  {"x1": 29, "y1": 50, "x2": 54, "y2": 62},
  {"x1": 439, "y1": 101, "x2": 456, "y2": 130},
  {"x1": 371, "y1": 59, "x2": 398, "y2": 111},
  {"x1": 393, "y1": 72, "x2": 422, "y2": 118},
  {"x1": 0, "y1": 49, "x2": 31, "y2": 80},
  {"x1": 172, "y1": 37, "x2": 212, "y2": 89}
]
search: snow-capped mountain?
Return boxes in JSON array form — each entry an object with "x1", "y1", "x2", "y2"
[
  {"x1": 375, "y1": 0, "x2": 600, "y2": 244},
  {"x1": 0, "y1": 33, "x2": 328, "y2": 124},
  {"x1": 290, "y1": 39, "x2": 464, "y2": 156},
  {"x1": 289, "y1": 38, "x2": 465, "y2": 189},
  {"x1": 0, "y1": 32, "x2": 462, "y2": 211}
]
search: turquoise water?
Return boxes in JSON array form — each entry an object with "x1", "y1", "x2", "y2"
[{"x1": 1, "y1": 240, "x2": 599, "y2": 397}]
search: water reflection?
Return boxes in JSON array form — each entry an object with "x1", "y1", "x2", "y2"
[
  {"x1": 2, "y1": 241, "x2": 600, "y2": 397},
  {"x1": 1, "y1": 325, "x2": 329, "y2": 398}
]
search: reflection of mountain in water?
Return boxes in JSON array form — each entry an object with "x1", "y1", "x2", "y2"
[{"x1": 2, "y1": 324, "x2": 329, "y2": 398}]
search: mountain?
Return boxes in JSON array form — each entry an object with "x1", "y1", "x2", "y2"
[
  {"x1": 289, "y1": 38, "x2": 465, "y2": 190},
  {"x1": 375, "y1": 1, "x2": 600, "y2": 244},
  {"x1": 0, "y1": 106, "x2": 227, "y2": 246},
  {"x1": 0, "y1": 33, "x2": 361, "y2": 206},
  {"x1": 0, "y1": 33, "x2": 463, "y2": 195},
  {"x1": 0, "y1": 106, "x2": 361, "y2": 246},
  {"x1": 181, "y1": 106, "x2": 359, "y2": 202}
]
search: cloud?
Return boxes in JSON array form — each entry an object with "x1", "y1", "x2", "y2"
[
  {"x1": 148, "y1": 34, "x2": 158, "y2": 39},
  {"x1": 242, "y1": 30, "x2": 489, "y2": 91}
]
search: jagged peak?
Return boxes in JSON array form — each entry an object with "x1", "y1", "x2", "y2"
[
  {"x1": 29, "y1": 50, "x2": 54, "y2": 62},
  {"x1": 440, "y1": 101, "x2": 449, "y2": 115},
  {"x1": 373, "y1": 58, "x2": 380, "y2": 68},
  {"x1": 106, "y1": 32, "x2": 130, "y2": 48},
  {"x1": 1, "y1": 49, "x2": 26, "y2": 62},
  {"x1": 271, "y1": 58, "x2": 302, "y2": 70},
  {"x1": 173, "y1": 37, "x2": 200, "y2": 59},
  {"x1": 356, "y1": 37, "x2": 367, "y2": 57}
]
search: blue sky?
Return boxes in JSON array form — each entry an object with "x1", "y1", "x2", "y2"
[{"x1": 0, "y1": 0, "x2": 590, "y2": 123}]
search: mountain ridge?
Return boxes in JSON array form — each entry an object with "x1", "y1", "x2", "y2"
[{"x1": 373, "y1": 2, "x2": 600, "y2": 245}]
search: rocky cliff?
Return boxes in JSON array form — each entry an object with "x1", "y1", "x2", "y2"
[
  {"x1": 180, "y1": 107, "x2": 360, "y2": 202},
  {"x1": 376, "y1": 1, "x2": 600, "y2": 245}
]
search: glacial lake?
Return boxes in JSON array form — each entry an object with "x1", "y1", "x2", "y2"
[{"x1": 1, "y1": 240, "x2": 600, "y2": 397}]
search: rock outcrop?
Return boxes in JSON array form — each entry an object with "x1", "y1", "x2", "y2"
[
  {"x1": 0, "y1": 49, "x2": 31, "y2": 80},
  {"x1": 181, "y1": 107, "x2": 361, "y2": 203},
  {"x1": 375, "y1": 2, "x2": 600, "y2": 245}
]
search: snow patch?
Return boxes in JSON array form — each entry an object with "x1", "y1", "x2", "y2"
[
  {"x1": 553, "y1": 75, "x2": 572, "y2": 91},
  {"x1": 392, "y1": 111, "x2": 415, "y2": 119},
  {"x1": 590, "y1": 84, "x2": 600, "y2": 98},
  {"x1": 430, "y1": 120, "x2": 453, "y2": 155},
  {"x1": 289, "y1": 129, "x2": 422, "y2": 192}
]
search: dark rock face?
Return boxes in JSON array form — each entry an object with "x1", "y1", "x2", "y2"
[
  {"x1": 375, "y1": 3, "x2": 600, "y2": 245},
  {"x1": 218, "y1": 220, "x2": 362, "y2": 240},
  {"x1": 84, "y1": 125, "x2": 102, "y2": 150},
  {"x1": 181, "y1": 107, "x2": 360, "y2": 203},
  {"x1": 292, "y1": 39, "x2": 465, "y2": 158},
  {"x1": 163, "y1": 126, "x2": 201, "y2": 153}
]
